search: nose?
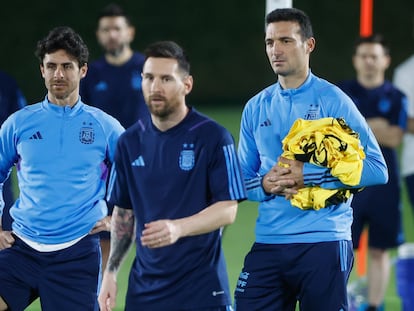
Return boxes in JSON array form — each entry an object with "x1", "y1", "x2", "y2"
[
  {"x1": 267, "y1": 42, "x2": 281, "y2": 57},
  {"x1": 54, "y1": 66, "x2": 64, "y2": 79},
  {"x1": 150, "y1": 78, "x2": 162, "y2": 92},
  {"x1": 271, "y1": 42, "x2": 283, "y2": 55},
  {"x1": 108, "y1": 29, "x2": 119, "y2": 39}
]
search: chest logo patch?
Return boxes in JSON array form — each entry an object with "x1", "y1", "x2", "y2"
[
  {"x1": 179, "y1": 143, "x2": 195, "y2": 171},
  {"x1": 304, "y1": 103, "x2": 320, "y2": 120},
  {"x1": 378, "y1": 98, "x2": 391, "y2": 114},
  {"x1": 79, "y1": 127, "x2": 95, "y2": 144}
]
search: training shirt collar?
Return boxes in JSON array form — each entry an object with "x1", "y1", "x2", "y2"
[{"x1": 41, "y1": 95, "x2": 84, "y2": 116}]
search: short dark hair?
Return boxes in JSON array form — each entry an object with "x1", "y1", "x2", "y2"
[
  {"x1": 353, "y1": 34, "x2": 390, "y2": 55},
  {"x1": 144, "y1": 41, "x2": 190, "y2": 74},
  {"x1": 98, "y1": 3, "x2": 132, "y2": 26},
  {"x1": 266, "y1": 8, "x2": 313, "y2": 41},
  {"x1": 35, "y1": 26, "x2": 89, "y2": 67}
]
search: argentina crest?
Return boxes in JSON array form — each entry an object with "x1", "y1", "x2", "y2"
[
  {"x1": 179, "y1": 143, "x2": 195, "y2": 171},
  {"x1": 79, "y1": 127, "x2": 95, "y2": 144}
]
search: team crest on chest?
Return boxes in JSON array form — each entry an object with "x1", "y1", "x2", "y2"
[
  {"x1": 179, "y1": 143, "x2": 195, "y2": 171},
  {"x1": 304, "y1": 103, "x2": 320, "y2": 120},
  {"x1": 79, "y1": 125, "x2": 95, "y2": 144}
]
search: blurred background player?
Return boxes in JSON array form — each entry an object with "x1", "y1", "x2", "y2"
[
  {"x1": 80, "y1": 3, "x2": 148, "y2": 128},
  {"x1": 338, "y1": 34, "x2": 407, "y2": 311},
  {"x1": 393, "y1": 50, "x2": 414, "y2": 221},
  {"x1": 80, "y1": 3, "x2": 149, "y2": 270},
  {"x1": 0, "y1": 70, "x2": 26, "y2": 231}
]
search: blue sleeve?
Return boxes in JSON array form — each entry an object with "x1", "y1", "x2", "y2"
[
  {"x1": 106, "y1": 120, "x2": 125, "y2": 162},
  {"x1": 209, "y1": 129, "x2": 246, "y2": 202},
  {"x1": 238, "y1": 99, "x2": 274, "y2": 202},
  {"x1": 107, "y1": 137, "x2": 132, "y2": 209},
  {"x1": 303, "y1": 89, "x2": 389, "y2": 189},
  {"x1": 399, "y1": 95, "x2": 409, "y2": 130},
  {"x1": 0, "y1": 183, "x2": 4, "y2": 222},
  {"x1": 0, "y1": 114, "x2": 18, "y2": 221},
  {"x1": 0, "y1": 114, "x2": 18, "y2": 184}
]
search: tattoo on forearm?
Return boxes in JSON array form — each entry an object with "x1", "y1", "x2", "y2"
[{"x1": 107, "y1": 207, "x2": 135, "y2": 273}]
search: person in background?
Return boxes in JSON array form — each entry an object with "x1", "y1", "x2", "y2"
[
  {"x1": 338, "y1": 34, "x2": 407, "y2": 311},
  {"x1": 234, "y1": 8, "x2": 388, "y2": 311},
  {"x1": 0, "y1": 26, "x2": 124, "y2": 311},
  {"x1": 80, "y1": 3, "x2": 149, "y2": 270},
  {"x1": 0, "y1": 70, "x2": 26, "y2": 231},
  {"x1": 98, "y1": 40, "x2": 246, "y2": 311},
  {"x1": 80, "y1": 2, "x2": 148, "y2": 128},
  {"x1": 393, "y1": 50, "x2": 414, "y2": 221}
]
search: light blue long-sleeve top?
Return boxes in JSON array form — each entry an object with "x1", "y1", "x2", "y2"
[
  {"x1": 0, "y1": 96, "x2": 124, "y2": 244},
  {"x1": 238, "y1": 72, "x2": 388, "y2": 244}
]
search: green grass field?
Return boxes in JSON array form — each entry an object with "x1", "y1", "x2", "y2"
[{"x1": 25, "y1": 105, "x2": 413, "y2": 310}]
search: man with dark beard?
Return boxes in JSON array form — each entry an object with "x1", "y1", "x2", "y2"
[
  {"x1": 80, "y1": 3, "x2": 149, "y2": 271},
  {"x1": 80, "y1": 3, "x2": 149, "y2": 128}
]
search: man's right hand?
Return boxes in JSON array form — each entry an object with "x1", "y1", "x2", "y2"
[
  {"x1": 98, "y1": 271, "x2": 118, "y2": 311},
  {"x1": 0, "y1": 229, "x2": 15, "y2": 250}
]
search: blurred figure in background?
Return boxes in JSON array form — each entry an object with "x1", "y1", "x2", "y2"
[
  {"x1": 393, "y1": 51, "x2": 414, "y2": 220},
  {"x1": 80, "y1": 3, "x2": 148, "y2": 128},
  {"x1": 338, "y1": 34, "x2": 407, "y2": 311},
  {"x1": 80, "y1": 3, "x2": 149, "y2": 271},
  {"x1": 0, "y1": 70, "x2": 26, "y2": 230}
]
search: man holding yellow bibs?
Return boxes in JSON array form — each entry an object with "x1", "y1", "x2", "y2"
[{"x1": 234, "y1": 8, "x2": 388, "y2": 311}]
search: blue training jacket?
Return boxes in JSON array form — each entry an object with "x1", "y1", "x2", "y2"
[
  {"x1": 0, "y1": 96, "x2": 124, "y2": 244},
  {"x1": 238, "y1": 72, "x2": 388, "y2": 244}
]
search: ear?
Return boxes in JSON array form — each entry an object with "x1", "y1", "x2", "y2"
[
  {"x1": 384, "y1": 54, "x2": 391, "y2": 69},
  {"x1": 128, "y1": 25, "x2": 136, "y2": 43},
  {"x1": 306, "y1": 37, "x2": 316, "y2": 53},
  {"x1": 352, "y1": 55, "x2": 357, "y2": 68},
  {"x1": 183, "y1": 75, "x2": 193, "y2": 95},
  {"x1": 40, "y1": 64, "x2": 45, "y2": 78},
  {"x1": 80, "y1": 64, "x2": 88, "y2": 79}
]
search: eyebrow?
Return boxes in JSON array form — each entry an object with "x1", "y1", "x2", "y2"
[{"x1": 44, "y1": 61, "x2": 74, "y2": 66}]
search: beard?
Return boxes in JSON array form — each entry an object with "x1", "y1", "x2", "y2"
[
  {"x1": 104, "y1": 42, "x2": 127, "y2": 57},
  {"x1": 146, "y1": 95, "x2": 177, "y2": 119},
  {"x1": 148, "y1": 103, "x2": 174, "y2": 119}
]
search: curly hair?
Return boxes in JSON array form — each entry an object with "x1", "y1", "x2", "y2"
[{"x1": 35, "y1": 26, "x2": 89, "y2": 67}]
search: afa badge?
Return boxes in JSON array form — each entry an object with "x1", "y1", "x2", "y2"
[
  {"x1": 179, "y1": 143, "x2": 195, "y2": 171},
  {"x1": 79, "y1": 127, "x2": 95, "y2": 144}
]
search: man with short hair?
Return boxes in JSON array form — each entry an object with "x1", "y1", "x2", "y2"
[
  {"x1": 98, "y1": 40, "x2": 246, "y2": 311},
  {"x1": 234, "y1": 8, "x2": 388, "y2": 310},
  {"x1": 338, "y1": 34, "x2": 407, "y2": 311},
  {"x1": 80, "y1": 3, "x2": 148, "y2": 128},
  {"x1": 0, "y1": 26, "x2": 124, "y2": 311}
]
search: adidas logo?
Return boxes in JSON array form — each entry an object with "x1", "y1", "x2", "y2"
[
  {"x1": 260, "y1": 118, "x2": 272, "y2": 127},
  {"x1": 131, "y1": 156, "x2": 145, "y2": 167},
  {"x1": 29, "y1": 131, "x2": 43, "y2": 140}
]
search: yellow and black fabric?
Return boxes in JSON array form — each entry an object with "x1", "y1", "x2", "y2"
[{"x1": 280, "y1": 117, "x2": 365, "y2": 210}]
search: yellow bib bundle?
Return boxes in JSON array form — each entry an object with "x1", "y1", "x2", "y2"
[{"x1": 280, "y1": 117, "x2": 365, "y2": 210}]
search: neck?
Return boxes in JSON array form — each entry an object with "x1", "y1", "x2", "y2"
[
  {"x1": 278, "y1": 68, "x2": 309, "y2": 90},
  {"x1": 105, "y1": 47, "x2": 133, "y2": 66},
  {"x1": 152, "y1": 105, "x2": 189, "y2": 132},
  {"x1": 357, "y1": 74, "x2": 384, "y2": 89},
  {"x1": 47, "y1": 93, "x2": 79, "y2": 107}
]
